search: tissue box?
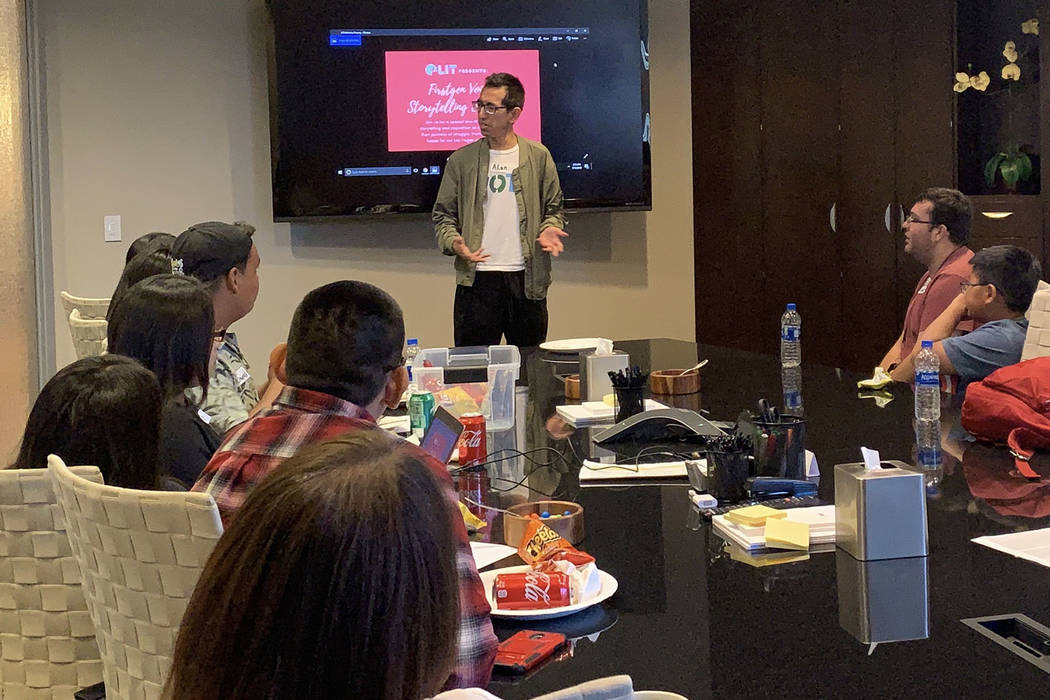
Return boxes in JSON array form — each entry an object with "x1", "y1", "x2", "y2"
[
  {"x1": 579, "y1": 350, "x2": 629, "y2": 402},
  {"x1": 834, "y1": 460, "x2": 927, "y2": 560},
  {"x1": 836, "y1": 549, "x2": 929, "y2": 644}
]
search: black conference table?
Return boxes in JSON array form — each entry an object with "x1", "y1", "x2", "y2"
[{"x1": 465, "y1": 339, "x2": 1050, "y2": 699}]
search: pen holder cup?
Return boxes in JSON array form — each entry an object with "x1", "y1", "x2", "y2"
[
  {"x1": 751, "y1": 417, "x2": 806, "y2": 479},
  {"x1": 503, "y1": 500, "x2": 585, "y2": 547},
  {"x1": 613, "y1": 385, "x2": 646, "y2": 422},
  {"x1": 704, "y1": 449, "x2": 752, "y2": 502}
]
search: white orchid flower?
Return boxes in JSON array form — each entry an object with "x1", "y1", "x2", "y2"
[{"x1": 1002, "y1": 63, "x2": 1021, "y2": 81}]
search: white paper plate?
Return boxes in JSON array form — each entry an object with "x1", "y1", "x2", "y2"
[
  {"x1": 539, "y1": 337, "x2": 605, "y2": 353},
  {"x1": 479, "y1": 565, "x2": 618, "y2": 620}
]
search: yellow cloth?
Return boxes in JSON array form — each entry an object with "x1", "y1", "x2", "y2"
[{"x1": 857, "y1": 366, "x2": 893, "y2": 390}]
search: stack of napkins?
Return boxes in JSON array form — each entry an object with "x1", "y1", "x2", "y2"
[{"x1": 713, "y1": 505, "x2": 836, "y2": 552}]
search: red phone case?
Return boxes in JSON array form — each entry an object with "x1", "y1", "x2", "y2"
[{"x1": 493, "y1": 630, "x2": 567, "y2": 673}]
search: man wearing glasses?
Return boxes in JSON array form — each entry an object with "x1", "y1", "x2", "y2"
[
  {"x1": 433, "y1": 72, "x2": 568, "y2": 347},
  {"x1": 889, "y1": 245, "x2": 1040, "y2": 392},
  {"x1": 877, "y1": 187, "x2": 975, "y2": 373}
]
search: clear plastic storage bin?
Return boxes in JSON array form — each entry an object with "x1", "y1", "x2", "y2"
[{"x1": 412, "y1": 345, "x2": 520, "y2": 430}]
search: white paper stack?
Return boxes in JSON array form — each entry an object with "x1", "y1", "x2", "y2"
[
  {"x1": 555, "y1": 399, "x2": 668, "y2": 426},
  {"x1": 712, "y1": 505, "x2": 837, "y2": 551}
]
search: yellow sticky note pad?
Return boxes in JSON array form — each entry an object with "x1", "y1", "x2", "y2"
[
  {"x1": 725, "y1": 504, "x2": 789, "y2": 528},
  {"x1": 764, "y1": 517, "x2": 810, "y2": 551}
]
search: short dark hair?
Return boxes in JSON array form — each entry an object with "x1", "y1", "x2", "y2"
[
  {"x1": 126, "y1": 232, "x2": 174, "y2": 265},
  {"x1": 971, "y1": 245, "x2": 1042, "y2": 312},
  {"x1": 285, "y1": 281, "x2": 405, "y2": 406},
  {"x1": 164, "y1": 430, "x2": 461, "y2": 700},
  {"x1": 9, "y1": 355, "x2": 162, "y2": 489},
  {"x1": 484, "y1": 72, "x2": 525, "y2": 110},
  {"x1": 108, "y1": 241, "x2": 174, "y2": 322},
  {"x1": 107, "y1": 274, "x2": 214, "y2": 400},
  {"x1": 916, "y1": 187, "x2": 973, "y2": 245}
]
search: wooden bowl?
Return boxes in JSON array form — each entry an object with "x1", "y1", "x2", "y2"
[
  {"x1": 564, "y1": 374, "x2": 581, "y2": 399},
  {"x1": 503, "y1": 500, "x2": 585, "y2": 547},
  {"x1": 649, "y1": 369, "x2": 700, "y2": 395}
]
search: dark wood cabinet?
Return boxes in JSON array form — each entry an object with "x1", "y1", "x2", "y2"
[{"x1": 691, "y1": 0, "x2": 957, "y2": 370}]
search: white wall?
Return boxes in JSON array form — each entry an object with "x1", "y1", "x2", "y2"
[{"x1": 41, "y1": 0, "x2": 694, "y2": 378}]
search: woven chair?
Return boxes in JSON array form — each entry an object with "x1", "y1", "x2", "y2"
[
  {"x1": 0, "y1": 467, "x2": 105, "y2": 700},
  {"x1": 59, "y1": 293, "x2": 109, "y2": 322},
  {"x1": 67, "y1": 310, "x2": 108, "y2": 361},
  {"x1": 1021, "y1": 287, "x2": 1050, "y2": 361},
  {"x1": 47, "y1": 456, "x2": 223, "y2": 700}
]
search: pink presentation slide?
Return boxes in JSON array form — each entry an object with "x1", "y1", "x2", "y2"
[{"x1": 385, "y1": 50, "x2": 541, "y2": 152}]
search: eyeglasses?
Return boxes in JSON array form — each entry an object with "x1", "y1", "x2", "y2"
[
  {"x1": 471, "y1": 100, "x2": 510, "y2": 115},
  {"x1": 212, "y1": 328, "x2": 228, "y2": 343},
  {"x1": 904, "y1": 213, "x2": 936, "y2": 226},
  {"x1": 382, "y1": 355, "x2": 407, "y2": 374},
  {"x1": 959, "y1": 281, "x2": 990, "y2": 293}
]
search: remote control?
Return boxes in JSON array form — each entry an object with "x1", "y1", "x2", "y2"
[{"x1": 699, "y1": 494, "x2": 823, "y2": 519}]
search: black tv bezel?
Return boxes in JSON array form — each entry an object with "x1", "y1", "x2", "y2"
[{"x1": 267, "y1": 1, "x2": 652, "y2": 222}]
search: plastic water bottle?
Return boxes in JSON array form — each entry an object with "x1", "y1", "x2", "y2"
[
  {"x1": 782, "y1": 365, "x2": 803, "y2": 416},
  {"x1": 780, "y1": 303, "x2": 801, "y2": 368},
  {"x1": 405, "y1": 338, "x2": 421, "y2": 384},
  {"x1": 914, "y1": 340, "x2": 940, "y2": 421},
  {"x1": 915, "y1": 418, "x2": 941, "y2": 471}
]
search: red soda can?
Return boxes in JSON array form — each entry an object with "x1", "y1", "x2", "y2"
[
  {"x1": 493, "y1": 571, "x2": 573, "y2": 610},
  {"x1": 458, "y1": 412, "x2": 487, "y2": 467}
]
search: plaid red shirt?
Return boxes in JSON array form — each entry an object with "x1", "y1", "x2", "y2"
[{"x1": 192, "y1": 386, "x2": 497, "y2": 688}]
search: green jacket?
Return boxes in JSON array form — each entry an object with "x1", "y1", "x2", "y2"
[{"x1": 433, "y1": 136, "x2": 566, "y2": 301}]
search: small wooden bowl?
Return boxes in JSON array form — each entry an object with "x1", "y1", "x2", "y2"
[
  {"x1": 650, "y1": 369, "x2": 700, "y2": 395},
  {"x1": 564, "y1": 374, "x2": 581, "y2": 399},
  {"x1": 503, "y1": 500, "x2": 585, "y2": 547}
]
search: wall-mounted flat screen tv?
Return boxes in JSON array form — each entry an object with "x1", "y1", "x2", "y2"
[{"x1": 269, "y1": 0, "x2": 651, "y2": 219}]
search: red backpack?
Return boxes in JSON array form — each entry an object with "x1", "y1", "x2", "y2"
[{"x1": 961, "y1": 357, "x2": 1050, "y2": 479}]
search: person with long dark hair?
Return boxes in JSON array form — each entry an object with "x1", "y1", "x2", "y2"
[
  {"x1": 165, "y1": 431, "x2": 462, "y2": 700},
  {"x1": 8, "y1": 355, "x2": 163, "y2": 489},
  {"x1": 107, "y1": 238, "x2": 175, "y2": 322},
  {"x1": 107, "y1": 274, "x2": 221, "y2": 487}
]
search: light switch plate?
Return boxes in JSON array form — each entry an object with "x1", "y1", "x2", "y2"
[{"x1": 104, "y1": 215, "x2": 122, "y2": 242}]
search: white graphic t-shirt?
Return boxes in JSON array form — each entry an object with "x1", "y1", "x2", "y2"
[{"x1": 477, "y1": 145, "x2": 524, "y2": 271}]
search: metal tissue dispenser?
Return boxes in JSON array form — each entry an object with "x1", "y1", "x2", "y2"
[
  {"x1": 834, "y1": 459, "x2": 928, "y2": 560},
  {"x1": 836, "y1": 550, "x2": 929, "y2": 646},
  {"x1": 579, "y1": 350, "x2": 629, "y2": 402}
]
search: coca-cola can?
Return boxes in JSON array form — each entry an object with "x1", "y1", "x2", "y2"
[
  {"x1": 458, "y1": 412, "x2": 487, "y2": 468},
  {"x1": 493, "y1": 571, "x2": 572, "y2": 610}
]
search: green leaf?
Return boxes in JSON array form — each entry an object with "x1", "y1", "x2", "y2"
[
  {"x1": 1000, "y1": 158, "x2": 1022, "y2": 185},
  {"x1": 985, "y1": 153, "x2": 1006, "y2": 186},
  {"x1": 1017, "y1": 153, "x2": 1033, "y2": 182}
]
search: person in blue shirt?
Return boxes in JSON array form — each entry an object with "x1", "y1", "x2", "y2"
[{"x1": 889, "y1": 245, "x2": 1041, "y2": 392}]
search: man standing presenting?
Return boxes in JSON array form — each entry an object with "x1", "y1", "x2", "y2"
[
  {"x1": 433, "y1": 72, "x2": 568, "y2": 347},
  {"x1": 878, "y1": 188, "x2": 975, "y2": 371}
]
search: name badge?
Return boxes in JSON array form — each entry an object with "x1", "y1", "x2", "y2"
[
  {"x1": 917, "y1": 278, "x2": 930, "y2": 294},
  {"x1": 197, "y1": 408, "x2": 212, "y2": 425},
  {"x1": 234, "y1": 366, "x2": 252, "y2": 388}
]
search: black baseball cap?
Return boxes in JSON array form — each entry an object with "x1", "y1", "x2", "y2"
[{"x1": 171, "y1": 221, "x2": 255, "y2": 282}]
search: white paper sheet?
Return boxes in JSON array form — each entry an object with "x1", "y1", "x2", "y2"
[
  {"x1": 470, "y1": 541, "x2": 518, "y2": 570},
  {"x1": 973, "y1": 528, "x2": 1050, "y2": 570}
]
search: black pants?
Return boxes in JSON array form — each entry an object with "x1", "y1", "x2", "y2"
[{"x1": 454, "y1": 271, "x2": 548, "y2": 347}]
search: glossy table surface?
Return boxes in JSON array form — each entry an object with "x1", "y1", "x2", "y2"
[{"x1": 469, "y1": 339, "x2": 1050, "y2": 699}]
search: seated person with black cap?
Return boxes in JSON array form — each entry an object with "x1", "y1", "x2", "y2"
[{"x1": 171, "y1": 221, "x2": 283, "y2": 434}]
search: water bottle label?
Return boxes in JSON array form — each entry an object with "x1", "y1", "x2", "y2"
[
  {"x1": 918, "y1": 447, "x2": 941, "y2": 469},
  {"x1": 915, "y1": 369, "x2": 939, "y2": 386},
  {"x1": 781, "y1": 326, "x2": 800, "y2": 341},
  {"x1": 784, "y1": 391, "x2": 802, "y2": 409}
]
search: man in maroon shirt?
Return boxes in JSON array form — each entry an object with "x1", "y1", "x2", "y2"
[{"x1": 878, "y1": 187, "x2": 975, "y2": 371}]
